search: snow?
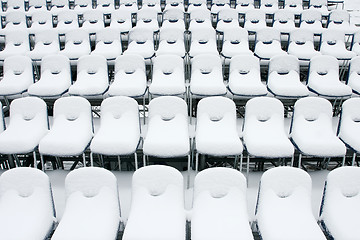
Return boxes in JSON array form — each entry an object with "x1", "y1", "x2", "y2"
[
  {"x1": 149, "y1": 54, "x2": 186, "y2": 95},
  {"x1": 256, "y1": 166, "x2": 327, "y2": 240},
  {"x1": 107, "y1": 54, "x2": 147, "y2": 97},
  {"x1": 320, "y1": 30, "x2": 356, "y2": 59},
  {"x1": 39, "y1": 96, "x2": 93, "y2": 157},
  {"x1": 125, "y1": 28, "x2": 155, "y2": 60},
  {"x1": 90, "y1": 96, "x2": 141, "y2": 156},
  {"x1": 27, "y1": 30, "x2": 60, "y2": 61},
  {"x1": 28, "y1": 10, "x2": 53, "y2": 34},
  {"x1": 308, "y1": 55, "x2": 352, "y2": 97},
  {"x1": 337, "y1": 98, "x2": 360, "y2": 152},
  {"x1": 254, "y1": 28, "x2": 287, "y2": 60},
  {"x1": 188, "y1": 9, "x2": 213, "y2": 31},
  {"x1": 52, "y1": 167, "x2": 121, "y2": 240},
  {"x1": 59, "y1": 29, "x2": 91, "y2": 61},
  {"x1": 189, "y1": 28, "x2": 218, "y2": 57},
  {"x1": 283, "y1": 0, "x2": 303, "y2": 15},
  {"x1": 135, "y1": 9, "x2": 160, "y2": 32},
  {"x1": 143, "y1": 96, "x2": 190, "y2": 158},
  {"x1": 0, "y1": 31, "x2": 30, "y2": 60},
  {"x1": 211, "y1": 0, "x2": 230, "y2": 14},
  {"x1": 352, "y1": 32, "x2": 360, "y2": 56},
  {"x1": 55, "y1": 10, "x2": 80, "y2": 34},
  {"x1": 273, "y1": 10, "x2": 296, "y2": 34},
  {"x1": 243, "y1": 97, "x2": 294, "y2": 158},
  {"x1": 0, "y1": 167, "x2": 55, "y2": 240},
  {"x1": 290, "y1": 97, "x2": 347, "y2": 157},
  {"x1": 299, "y1": 9, "x2": 325, "y2": 34},
  {"x1": 287, "y1": 29, "x2": 321, "y2": 62},
  {"x1": 259, "y1": 0, "x2": 278, "y2": 14},
  {"x1": 0, "y1": 97, "x2": 48, "y2": 154},
  {"x1": 191, "y1": 167, "x2": 253, "y2": 240},
  {"x1": 328, "y1": 10, "x2": 356, "y2": 34},
  {"x1": 28, "y1": 54, "x2": 72, "y2": 97},
  {"x1": 221, "y1": 28, "x2": 253, "y2": 59},
  {"x1": 91, "y1": 28, "x2": 122, "y2": 61},
  {"x1": 235, "y1": 0, "x2": 255, "y2": 14},
  {"x1": 161, "y1": 9, "x2": 186, "y2": 31},
  {"x1": 347, "y1": 56, "x2": 360, "y2": 94},
  {"x1": 244, "y1": 10, "x2": 267, "y2": 32},
  {"x1": 109, "y1": 10, "x2": 132, "y2": 33},
  {"x1": 195, "y1": 97, "x2": 243, "y2": 156},
  {"x1": 228, "y1": 55, "x2": 267, "y2": 97},
  {"x1": 267, "y1": 54, "x2": 309, "y2": 97},
  {"x1": 81, "y1": 11, "x2": 105, "y2": 35},
  {"x1": 320, "y1": 166, "x2": 360, "y2": 240},
  {"x1": 123, "y1": 165, "x2": 186, "y2": 240},
  {"x1": 156, "y1": 28, "x2": 186, "y2": 57},
  {"x1": 216, "y1": 9, "x2": 240, "y2": 32}
]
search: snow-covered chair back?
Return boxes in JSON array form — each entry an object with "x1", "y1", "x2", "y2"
[
  {"x1": 320, "y1": 29, "x2": 356, "y2": 60},
  {"x1": 109, "y1": 9, "x2": 132, "y2": 33},
  {"x1": 95, "y1": 27, "x2": 120, "y2": 44},
  {"x1": 284, "y1": 0, "x2": 303, "y2": 14},
  {"x1": 196, "y1": 96, "x2": 237, "y2": 125},
  {"x1": 157, "y1": 28, "x2": 186, "y2": 57},
  {"x1": 6, "y1": 0, "x2": 25, "y2": 11},
  {"x1": 163, "y1": 8, "x2": 184, "y2": 21},
  {"x1": 256, "y1": 27, "x2": 281, "y2": 44},
  {"x1": 328, "y1": 10, "x2": 350, "y2": 26},
  {"x1": 299, "y1": 9, "x2": 323, "y2": 34},
  {"x1": 0, "y1": 31, "x2": 30, "y2": 60},
  {"x1": 273, "y1": 9, "x2": 296, "y2": 33},
  {"x1": 148, "y1": 95, "x2": 187, "y2": 121},
  {"x1": 33, "y1": 30, "x2": 59, "y2": 46},
  {"x1": 41, "y1": 54, "x2": 70, "y2": 78},
  {"x1": 92, "y1": 28, "x2": 122, "y2": 61},
  {"x1": 77, "y1": 54, "x2": 107, "y2": 77},
  {"x1": 83, "y1": 9, "x2": 104, "y2": 24},
  {"x1": 115, "y1": 54, "x2": 146, "y2": 74},
  {"x1": 269, "y1": 54, "x2": 299, "y2": 74},
  {"x1": 244, "y1": 9, "x2": 266, "y2": 30},
  {"x1": 128, "y1": 27, "x2": 154, "y2": 44},
  {"x1": 0, "y1": 168, "x2": 55, "y2": 240},
  {"x1": 192, "y1": 167, "x2": 253, "y2": 240},
  {"x1": 57, "y1": 9, "x2": 78, "y2": 28},
  {"x1": 289, "y1": 28, "x2": 315, "y2": 45},
  {"x1": 235, "y1": 0, "x2": 255, "y2": 13},
  {"x1": 347, "y1": 56, "x2": 360, "y2": 94},
  {"x1": 188, "y1": 9, "x2": 212, "y2": 30},
  {"x1": 309, "y1": 55, "x2": 338, "y2": 79},
  {"x1": 218, "y1": 8, "x2": 238, "y2": 22},
  {"x1": 189, "y1": 27, "x2": 218, "y2": 57},
  {"x1": 319, "y1": 167, "x2": 360, "y2": 239},
  {"x1": 135, "y1": 8, "x2": 159, "y2": 31},
  {"x1": 260, "y1": 0, "x2": 278, "y2": 14},
  {"x1": 221, "y1": 28, "x2": 252, "y2": 61},
  {"x1": 30, "y1": 10, "x2": 53, "y2": 27}
]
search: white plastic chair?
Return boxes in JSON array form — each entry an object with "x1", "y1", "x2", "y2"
[
  {"x1": 107, "y1": 54, "x2": 147, "y2": 97},
  {"x1": 135, "y1": 8, "x2": 160, "y2": 33},
  {"x1": 244, "y1": 9, "x2": 267, "y2": 33},
  {"x1": 118, "y1": 0, "x2": 138, "y2": 14},
  {"x1": 255, "y1": 166, "x2": 327, "y2": 240},
  {"x1": 156, "y1": 28, "x2": 186, "y2": 57},
  {"x1": 161, "y1": 9, "x2": 185, "y2": 31},
  {"x1": 27, "y1": 0, "x2": 47, "y2": 14},
  {"x1": 96, "y1": 0, "x2": 116, "y2": 14},
  {"x1": 0, "y1": 55, "x2": 33, "y2": 96},
  {"x1": 28, "y1": 10, "x2": 53, "y2": 34},
  {"x1": 228, "y1": 55, "x2": 267, "y2": 97},
  {"x1": 81, "y1": 10, "x2": 105, "y2": 35},
  {"x1": 141, "y1": 0, "x2": 162, "y2": 13},
  {"x1": 259, "y1": 0, "x2": 278, "y2": 15},
  {"x1": 188, "y1": 9, "x2": 213, "y2": 31},
  {"x1": 235, "y1": 0, "x2": 255, "y2": 14},
  {"x1": 0, "y1": 168, "x2": 55, "y2": 240},
  {"x1": 68, "y1": 54, "x2": 109, "y2": 97},
  {"x1": 189, "y1": 28, "x2": 218, "y2": 57},
  {"x1": 0, "y1": 31, "x2": 30, "y2": 60},
  {"x1": 39, "y1": 96, "x2": 93, "y2": 167},
  {"x1": 0, "y1": 97, "x2": 48, "y2": 167},
  {"x1": 73, "y1": 0, "x2": 93, "y2": 14},
  {"x1": 164, "y1": 0, "x2": 185, "y2": 11},
  {"x1": 52, "y1": 167, "x2": 121, "y2": 240},
  {"x1": 1, "y1": 12, "x2": 28, "y2": 34},
  {"x1": 299, "y1": 9, "x2": 325, "y2": 35},
  {"x1": 320, "y1": 29, "x2": 356, "y2": 60},
  {"x1": 28, "y1": 54, "x2": 71, "y2": 97},
  {"x1": 122, "y1": 165, "x2": 186, "y2": 240},
  {"x1": 272, "y1": 9, "x2": 296, "y2": 35},
  {"x1": 287, "y1": 29, "x2": 321, "y2": 64},
  {"x1": 92, "y1": 28, "x2": 122, "y2": 62},
  {"x1": 191, "y1": 167, "x2": 253, "y2": 240},
  {"x1": 50, "y1": 0, "x2": 70, "y2": 15},
  {"x1": 142, "y1": 96, "x2": 191, "y2": 174},
  {"x1": 90, "y1": 96, "x2": 141, "y2": 168},
  {"x1": 290, "y1": 97, "x2": 347, "y2": 166},
  {"x1": 124, "y1": 27, "x2": 155, "y2": 64},
  {"x1": 347, "y1": 56, "x2": 360, "y2": 94},
  {"x1": 187, "y1": 0, "x2": 208, "y2": 13},
  {"x1": 327, "y1": 10, "x2": 356, "y2": 35},
  {"x1": 307, "y1": 55, "x2": 352, "y2": 98},
  {"x1": 283, "y1": 0, "x2": 303, "y2": 15},
  {"x1": 352, "y1": 31, "x2": 360, "y2": 56},
  {"x1": 210, "y1": 0, "x2": 230, "y2": 15},
  {"x1": 309, "y1": 0, "x2": 329, "y2": 17},
  {"x1": 149, "y1": 54, "x2": 186, "y2": 97},
  {"x1": 109, "y1": 9, "x2": 133, "y2": 33},
  {"x1": 319, "y1": 167, "x2": 360, "y2": 239},
  {"x1": 221, "y1": 28, "x2": 252, "y2": 64},
  {"x1": 254, "y1": 28, "x2": 287, "y2": 63},
  {"x1": 5, "y1": 0, "x2": 26, "y2": 12},
  {"x1": 26, "y1": 30, "x2": 60, "y2": 62},
  {"x1": 216, "y1": 9, "x2": 240, "y2": 33},
  {"x1": 59, "y1": 29, "x2": 91, "y2": 64},
  {"x1": 267, "y1": 54, "x2": 309, "y2": 98},
  {"x1": 195, "y1": 97, "x2": 243, "y2": 171},
  {"x1": 55, "y1": 10, "x2": 79, "y2": 35}
]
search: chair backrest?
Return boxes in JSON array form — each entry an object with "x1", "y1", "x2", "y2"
[
  {"x1": 190, "y1": 8, "x2": 211, "y2": 21},
  {"x1": 65, "y1": 29, "x2": 90, "y2": 44},
  {"x1": 348, "y1": 56, "x2": 360, "y2": 77},
  {"x1": 163, "y1": 8, "x2": 184, "y2": 21},
  {"x1": 28, "y1": 0, "x2": 47, "y2": 8},
  {"x1": 95, "y1": 28, "x2": 120, "y2": 44},
  {"x1": 301, "y1": 9, "x2": 322, "y2": 23},
  {"x1": 197, "y1": 96, "x2": 237, "y2": 125},
  {"x1": 289, "y1": 28, "x2": 314, "y2": 44},
  {"x1": 152, "y1": 54, "x2": 184, "y2": 78},
  {"x1": 218, "y1": 8, "x2": 238, "y2": 21},
  {"x1": 31, "y1": 10, "x2": 52, "y2": 24},
  {"x1": 191, "y1": 54, "x2": 222, "y2": 75},
  {"x1": 256, "y1": 28, "x2": 281, "y2": 43},
  {"x1": 74, "y1": 0, "x2": 92, "y2": 7},
  {"x1": 128, "y1": 27, "x2": 154, "y2": 43},
  {"x1": 159, "y1": 28, "x2": 184, "y2": 42},
  {"x1": 310, "y1": 0, "x2": 327, "y2": 7},
  {"x1": 34, "y1": 30, "x2": 59, "y2": 45},
  {"x1": 148, "y1": 96, "x2": 187, "y2": 121},
  {"x1": 246, "y1": 9, "x2": 266, "y2": 22},
  {"x1": 111, "y1": 9, "x2": 132, "y2": 21},
  {"x1": 274, "y1": 9, "x2": 294, "y2": 22},
  {"x1": 77, "y1": 54, "x2": 108, "y2": 77},
  {"x1": 5, "y1": 31, "x2": 29, "y2": 48},
  {"x1": 321, "y1": 29, "x2": 346, "y2": 44},
  {"x1": 41, "y1": 54, "x2": 70, "y2": 77},
  {"x1": 230, "y1": 54, "x2": 260, "y2": 74},
  {"x1": 309, "y1": 55, "x2": 339, "y2": 77},
  {"x1": 137, "y1": 8, "x2": 158, "y2": 21},
  {"x1": 223, "y1": 27, "x2": 248, "y2": 42},
  {"x1": 115, "y1": 54, "x2": 145, "y2": 74},
  {"x1": 269, "y1": 54, "x2": 299, "y2": 74},
  {"x1": 83, "y1": 10, "x2": 104, "y2": 22},
  {"x1": 338, "y1": 98, "x2": 360, "y2": 139},
  {"x1": 329, "y1": 10, "x2": 350, "y2": 24},
  {"x1": 57, "y1": 10, "x2": 78, "y2": 23},
  {"x1": 6, "y1": 0, "x2": 25, "y2": 10},
  {"x1": 191, "y1": 27, "x2": 216, "y2": 42}
]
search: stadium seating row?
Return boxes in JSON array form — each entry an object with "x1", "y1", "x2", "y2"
[{"x1": 0, "y1": 165, "x2": 357, "y2": 240}]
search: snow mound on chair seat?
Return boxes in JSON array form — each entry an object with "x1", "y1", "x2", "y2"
[{"x1": 0, "y1": 167, "x2": 55, "y2": 240}]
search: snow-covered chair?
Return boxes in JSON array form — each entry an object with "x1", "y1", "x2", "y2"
[
  {"x1": 290, "y1": 97, "x2": 347, "y2": 166},
  {"x1": 189, "y1": 28, "x2": 218, "y2": 57},
  {"x1": 141, "y1": 0, "x2": 162, "y2": 13},
  {"x1": 26, "y1": 0, "x2": 47, "y2": 14},
  {"x1": 90, "y1": 96, "x2": 141, "y2": 168},
  {"x1": 244, "y1": 9, "x2": 267, "y2": 33},
  {"x1": 68, "y1": 54, "x2": 109, "y2": 97},
  {"x1": 309, "y1": 0, "x2": 329, "y2": 17},
  {"x1": 0, "y1": 97, "x2": 48, "y2": 167},
  {"x1": 5, "y1": 0, "x2": 26, "y2": 13},
  {"x1": 221, "y1": 28, "x2": 252, "y2": 64},
  {"x1": 135, "y1": 8, "x2": 159, "y2": 33},
  {"x1": 319, "y1": 29, "x2": 356, "y2": 60},
  {"x1": 351, "y1": 32, "x2": 360, "y2": 56},
  {"x1": 188, "y1": 9, "x2": 213, "y2": 31},
  {"x1": 195, "y1": 97, "x2": 243, "y2": 171},
  {"x1": 96, "y1": 0, "x2": 116, "y2": 14},
  {"x1": 299, "y1": 9, "x2": 325, "y2": 35},
  {"x1": 73, "y1": 0, "x2": 93, "y2": 14},
  {"x1": 81, "y1": 10, "x2": 105, "y2": 35},
  {"x1": 259, "y1": 0, "x2": 278, "y2": 15},
  {"x1": 27, "y1": 10, "x2": 53, "y2": 34},
  {"x1": 307, "y1": 55, "x2": 352, "y2": 98},
  {"x1": 187, "y1": 0, "x2": 208, "y2": 13},
  {"x1": 118, "y1": 0, "x2": 138, "y2": 14},
  {"x1": 92, "y1": 28, "x2": 122, "y2": 62},
  {"x1": 0, "y1": 168, "x2": 56, "y2": 240},
  {"x1": 39, "y1": 96, "x2": 93, "y2": 167},
  {"x1": 0, "y1": 55, "x2": 33, "y2": 96},
  {"x1": 124, "y1": 27, "x2": 155, "y2": 64},
  {"x1": 254, "y1": 28, "x2": 287, "y2": 64},
  {"x1": 255, "y1": 166, "x2": 327, "y2": 240},
  {"x1": 50, "y1": 0, "x2": 70, "y2": 15},
  {"x1": 123, "y1": 165, "x2": 186, "y2": 240},
  {"x1": 156, "y1": 28, "x2": 186, "y2": 58},
  {"x1": 347, "y1": 56, "x2": 360, "y2": 94},
  {"x1": 149, "y1": 54, "x2": 186, "y2": 97},
  {"x1": 52, "y1": 167, "x2": 121, "y2": 240},
  {"x1": 142, "y1": 96, "x2": 191, "y2": 175},
  {"x1": 191, "y1": 167, "x2": 253, "y2": 240},
  {"x1": 228, "y1": 55, "x2": 267, "y2": 97},
  {"x1": 26, "y1": 30, "x2": 60, "y2": 62},
  {"x1": 210, "y1": 0, "x2": 230, "y2": 15},
  {"x1": 327, "y1": 10, "x2": 356, "y2": 35},
  {"x1": 216, "y1": 8, "x2": 239, "y2": 33},
  {"x1": 337, "y1": 98, "x2": 360, "y2": 164},
  {"x1": 283, "y1": 0, "x2": 303, "y2": 15},
  {"x1": 272, "y1": 10, "x2": 296, "y2": 35},
  {"x1": 1, "y1": 11, "x2": 27, "y2": 34},
  {"x1": 161, "y1": 9, "x2": 186, "y2": 31},
  {"x1": 28, "y1": 54, "x2": 71, "y2": 98},
  {"x1": 0, "y1": 31, "x2": 30, "y2": 61},
  {"x1": 287, "y1": 28, "x2": 321, "y2": 65},
  {"x1": 55, "y1": 10, "x2": 79, "y2": 35},
  {"x1": 107, "y1": 54, "x2": 147, "y2": 97},
  {"x1": 59, "y1": 29, "x2": 91, "y2": 64},
  {"x1": 108, "y1": 9, "x2": 132, "y2": 34},
  {"x1": 235, "y1": 0, "x2": 255, "y2": 14},
  {"x1": 267, "y1": 54, "x2": 309, "y2": 98},
  {"x1": 319, "y1": 167, "x2": 360, "y2": 239},
  {"x1": 164, "y1": 0, "x2": 185, "y2": 11},
  {"x1": 243, "y1": 97, "x2": 294, "y2": 168}
]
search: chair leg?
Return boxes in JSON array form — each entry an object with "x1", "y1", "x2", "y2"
[
  {"x1": 33, "y1": 151, "x2": 37, "y2": 169},
  {"x1": 239, "y1": 154, "x2": 243, "y2": 171},
  {"x1": 291, "y1": 155, "x2": 294, "y2": 167},
  {"x1": 187, "y1": 154, "x2": 191, "y2": 189},
  {"x1": 195, "y1": 152, "x2": 199, "y2": 173},
  {"x1": 342, "y1": 155, "x2": 346, "y2": 166},
  {"x1": 298, "y1": 153, "x2": 302, "y2": 168},
  {"x1": 40, "y1": 154, "x2": 45, "y2": 171},
  {"x1": 82, "y1": 153, "x2": 86, "y2": 167},
  {"x1": 134, "y1": 152, "x2": 138, "y2": 170},
  {"x1": 90, "y1": 152, "x2": 94, "y2": 167},
  {"x1": 352, "y1": 152, "x2": 356, "y2": 166},
  {"x1": 118, "y1": 156, "x2": 121, "y2": 171},
  {"x1": 143, "y1": 154, "x2": 146, "y2": 167},
  {"x1": 246, "y1": 155, "x2": 250, "y2": 187}
]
